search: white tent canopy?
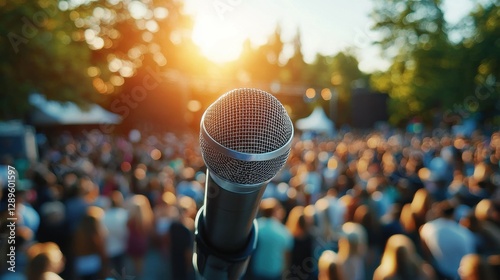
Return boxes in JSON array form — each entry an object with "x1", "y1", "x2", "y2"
[
  {"x1": 295, "y1": 106, "x2": 335, "y2": 136},
  {"x1": 29, "y1": 93, "x2": 121, "y2": 125}
]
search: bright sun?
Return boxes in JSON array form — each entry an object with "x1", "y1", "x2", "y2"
[{"x1": 191, "y1": 15, "x2": 244, "y2": 63}]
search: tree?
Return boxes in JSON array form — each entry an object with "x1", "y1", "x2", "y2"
[
  {"x1": 283, "y1": 30, "x2": 307, "y2": 84},
  {"x1": 69, "y1": 0, "x2": 204, "y2": 131},
  {"x1": 298, "y1": 51, "x2": 361, "y2": 126},
  {"x1": 239, "y1": 26, "x2": 285, "y2": 83},
  {"x1": 0, "y1": 0, "x2": 209, "y2": 131},
  {"x1": 370, "y1": 0, "x2": 453, "y2": 124},
  {"x1": 370, "y1": 0, "x2": 500, "y2": 126},
  {"x1": 331, "y1": 52, "x2": 361, "y2": 124},
  {"x1": 0, "y1": 0, "x2": 94, "y2": 120},
  {"x1": 461, "y1": 1, "x2": 500, "y2": 123},
  {"x1": 306, "y1": 53, "x2": 334, "y2": 87}
]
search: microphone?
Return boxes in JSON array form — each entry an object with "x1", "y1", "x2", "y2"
[{"x1": 193, "y1": 88, "x2": 294, "y2": 280}]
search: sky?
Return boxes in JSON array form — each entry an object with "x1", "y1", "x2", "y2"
[{"x1": 183, "y1": 0, "x2": 477, "y2": 73}]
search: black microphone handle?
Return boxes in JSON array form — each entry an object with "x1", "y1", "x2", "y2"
[{"x1": 203, "y1": 171, "x2": 266, "y2": 253}]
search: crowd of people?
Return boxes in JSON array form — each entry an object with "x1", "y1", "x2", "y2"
[{"x1": 0, "y1": 126, "x2": 499, "y2": 280}]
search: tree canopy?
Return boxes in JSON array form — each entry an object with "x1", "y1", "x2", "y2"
[
  {"x1": 0, "y1": 0, "x2": 94, "y2": 118},
  {"x1": 370, "y1": 0, "x2": 500, "y2": 125},
  {"x1": 1, "y1": 0, "x2": 498, "y2": 128}
]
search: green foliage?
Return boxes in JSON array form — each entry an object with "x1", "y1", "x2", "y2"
[
  {"x1": 306, "y1": 54, "x2": 334, "y2": 87},
  {"x1": 330, "y1": 52, "x2": 361, "y2": 124},
  {"x1": 3, "y1": 0, "x2": 496, "y2": 128},
  {"x1": 466, "y1": 2, "x2": 500, "y2": 119},
  {"x1": 370, "y1": 0, "x2": 500, "y2": 125},
  {"x1": 0, "y1": 0, "x2": 206, "y2": 129},
  {"x1": 283, "y1": 31, "x2": 307, "y2": 84},
  {"x1": 0, "y1": 0, "x2": 94, "y2": 119}
]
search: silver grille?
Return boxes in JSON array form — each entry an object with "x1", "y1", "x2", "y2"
[{"x1": 200, "y1": 88, "x2": 293, "y2": 185}]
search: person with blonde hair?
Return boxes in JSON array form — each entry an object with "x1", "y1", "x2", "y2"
[
  {"x1": 410, "y1": 188, "x2": 433, "y2": 229},
  {"x1": 458, "y1": 254, "x2": 495, "y2": 280},
  {"x1": 26, "y1": 242, "x2": 65, "y2": 280},
  {"x1": 473, "y1": 199, "x2": 500, "y2": 254},
  {"x1": 373, "y1": 234, "x2": 436, "y2": 280},
  {"x1": 318, "y1": 250, "x2": 345, "y2": 280},
  {"x1": 126, "y1": 194, "x2": 154, "y2": 276},
  {"x1": 338, "y1": 222, "x2": 367, "y2": 280}
]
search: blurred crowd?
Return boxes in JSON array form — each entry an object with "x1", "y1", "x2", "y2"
[{"x1": 1, "y1": 127, "x2": 500, "y2": 280}]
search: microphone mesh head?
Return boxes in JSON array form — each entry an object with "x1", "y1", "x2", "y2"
[{"x1": 200, "y1": 88, "x2": 293, "y2": 185}]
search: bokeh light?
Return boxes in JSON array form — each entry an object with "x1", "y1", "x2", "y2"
[
  {"x1": 305, "y1": 88, "x2": 316, "y2": 99},
  {"x1": 150, "y1": 149, "x2": 162, "y2": 160},
  {"x1": 321, "y1": 88, "x2": 332, "y2": 100},
  {"x1": 121, "y1": 161, "x2": 132, "y2": 172},
  {"x1": 187, "y1": 100, "x2": 202, "y2": 112}
]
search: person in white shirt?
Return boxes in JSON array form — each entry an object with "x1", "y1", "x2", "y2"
[
  {"x1": 338, "y1": 222, "x2": 368, "y2": 280},
  {"x1": 102, "y1": 191, "x2": 129, "y2": 274},
  {"x1": 420, "y1": 200, "x2": 476, "y2": 279}
]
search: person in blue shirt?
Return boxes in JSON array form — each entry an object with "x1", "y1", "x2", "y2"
[{"x1": 248, "y1": 198, "x2": 293, "y2": 280}]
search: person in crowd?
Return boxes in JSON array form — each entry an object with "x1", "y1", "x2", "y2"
[
  {"x1": 420, "y1": 200, "x2": 476, "y2": 279},
  {"x1": 36, "y1": 201, "x2": 68, "y2": 269},
  {"x1": 2, "y1": 125, "x2": 499, "y2": 280},
  {"x1": 15, "y1": 179, "x2": 40, "y2": 237},
  {"x1": 249, "y1": 198, "x2": 293, "y2": 280},
  {"x1": 458, "y1": 211, "x2": 486, "y2": 254},
  {"x1": 102, "y1": 191, "x2": 129, "y2": 275},
  {"x1": 126, "y1": 194, "x2": 154, "y2": 276},
  {"x1": 338, "y1": 222, "x2": 367, "y2": 280},
  {"x1": 26, "y1": 242, "x2": 65, "y2": 280},
  {"x1": 285, "y1": 206, "x2": 316, "y2": 280},
  {"x1": 176, "y1": 167, "x2": 204, "y2": 205},
  {"x1": 373, "y1": 234, "x2": 436, "y2": 280},
  {"x1": 380, "y1": 204, "x2": 405, "y2": 248},
  {"x1": 302, "y1": 161, "x2": 322, "y2": 204},
  {"x1": 473, "y1": 199, "x2": 500, "y2": 254},
  {"x1": 101, "y1": 171, "x2": 120, "y2": 197},
  {"x1": 64, "y1": 174, "x2": 93, "y2": 233},
  {"x1": 318, "y1": 250, "x2": 345, "y2": 280},
  {"x1": 29, "y1": 164, "x2": 60, "y2": 211},
  {"x1": 63, "y1": 174, "x2": 97, "y2": 278},
  {"x1": 487, "y1": 254, "x2": 500, "y2": 278},
  {"x1": 314, "y1": 197, "x2": 341, "y2": 252},
  {"x1": 177, "y1": 195, "x2": 197, "y2": 232},
  {"x1": 37, "y1": 201, "x2": 65, "y2": 242},
  {"x1": 458, "y1": 254, "x2": 495, "y2": 280},
  {"x1": 169, "y1": 202, "x2": 195, "y2": 280},
  {"x1": 154, "y1": 191, "x2": 177, "y2": 259},
  {"x1": 324, "y1": 188, "x2": 347, "y2": 231},
  {"x1": 366, "y1": 176, "x2": 393, "y2": 220},
  {"x1": 400, "y1": 203, "x2": 420, "y2": 246},
  {"x1": 410, "y1": 188, "x2": 434, "y2": 229},
  {"x1": 72, "y1": 206, "x2": 107, "y2": 280}
]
